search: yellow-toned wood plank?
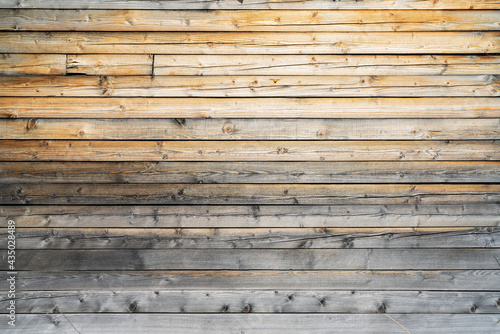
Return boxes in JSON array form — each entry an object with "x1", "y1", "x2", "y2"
[
  {"x1": 67, "y1": 54, "x2": 153, "y2": 75},
  {"x1": 155, "y1": 55, "x2": 500, "y2": 76},
  {"x1": 0, "y1": 140, "x2": 497, "y2": 161},
  {"x1": 2, "y1": 97, "x2": 498, "y2": 119},
  {"x1": 0, "y1": 54, "x2": 66, "y2": 75},
  {"x1": 1, "y1": 75, "x2": 498, "y2": 97},
  {"x1": 2, "y1": 10, "x2": 499, "y2": 31},
  {"x1": 1, "y1": 32, "x2": 498, "y2": 54}
]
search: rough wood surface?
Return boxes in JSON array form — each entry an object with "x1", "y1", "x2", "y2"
[
  {"x1": 0, "y1": 53, "x2": 66, "y2": 75},
  {"x1": 155, "y1": 55, "x2": 500, "y2": 76},
  {"x1": 3, "y1": 204, "x2": 499, "y2": 228},
  {"x1": 1, "y1": 32, "x2": 498, "y2": 54},
  {"x1": 6, "y1": 227, "x2": 497, "y2": 249},
  {"x1": 3, "y1": 249, "x2": 500, "y2": 270},
  {"x1": 1, "y1": 161, "x2": 498, "y2": 184},
  {"x1": 66, "y1": 54, "x2": 153, "y2": 75},
  {"x1": 1, "y1": 290, "x2": 498, "y2": 314},
  {"x1": 2, "y1": 118, "x2": 499, "y2": 140},
  {"x1": 2, "y1": 10, "x2": 499, "y2": 32},
  {"x1": 0, "y1": 140, "x2": 497, "y2": 162},
  {"x1": 4, "y1": 270, "x2": 499, "y2": 291},
  {"x1": 2, "y1": 97, "x2": 499, "y2": 119},
  {"x1": 0, "y1": 0, "x2": 498, "y2": 10}
]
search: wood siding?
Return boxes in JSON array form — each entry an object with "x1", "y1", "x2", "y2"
[{"x1": 0, "y1": 1, "x2": 499, "y2": 333}]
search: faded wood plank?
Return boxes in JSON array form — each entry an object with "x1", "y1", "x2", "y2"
[
  {"x1": 1, "y1": 161, "x2": 498, "y2": 184},
  {"x1": 0, "y1": 140, "x2": 497, "y2": 162},
  {"x1": 2, "y1": 97, "x2": 498, "y2": 119},
  {"x1": 2, "y1": 119, "x2": 499, "y2": 140},
  {"x1": 6, "y1": 227, "x2": 497, "y2": 249},
  {"x1": 2, "y1": 184, "x2": 499, "y2": 205},
  {"x1": 2, "y1": 10, "x2": 499, "y2": 32},
  {"x1": 1, "y1": 290, "x2": 498, "y2": 314},
  {"x1": 1, "y1": 75, "x2": 498, "y2": 97},
  {"x1": 66, "y1": 54, "x2": 152, "y2": 75},
  {"x1": 2, "y1": 249, "x2": 500, "y2": 270},
  {"x1": 1, "y1": 0, "x2": 498, "y2": 10},
  {"x1": 3, "y1": 204, "x2": 499, "y2": 228},
  {"x1": 0, "y1": 54, "x2": 66, "y2": 76},
  {"x1": 155, "y1": 55, "x2": 500, "y2": 76},
  {"x1": 3, "y1": 314, "x2": 499, "y2": 334},
  {"x1": 5, "y1": 270, "x2": 499, "y2": 291},
  {"x1": 1, "y1": 32, "x2": 498, "y2": 54}
]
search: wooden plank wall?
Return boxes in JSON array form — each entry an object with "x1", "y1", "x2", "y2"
[{"x1": 0, "y1": 0, "x2": 499, "y2": 333}]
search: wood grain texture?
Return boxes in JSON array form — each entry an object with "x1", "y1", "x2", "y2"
[
  {"x1": 0, "y1": 140, "x2": 497, "y2": 162},
  {"x1": 3, "y1": 204, "x2": 499, "y2": 228},
  {"x1": 6, "y1": 227, "x2": 497, "y2": 249},
  {"x1": 3, "y1": 97, "x2": 499, "y2": 119},
  {"x1": 1, "y1": 161, "x2": 498, "y2": 184},
  {"x1": 1, "y1": 75, "x2": 498, "y2": 97},
  {"x1": 5, "y1": 270, "x2": 499, "y2": 291},
  {"x1": 2, "y1": 184, "x2": 499, "y2": 205},
  {"x1": 2, "y1": 10, "x2": 499, "y2": 32},
  {"x1": 0, "y1": 53, "x2": 66, "y2": 75},
  {"x1": 2, "y1": 118, "x2": 499, "y2": 140},
  {"x1": 1, "y1": 32, "x2": 498, "y2": 54},
  {"x1": 1, "y1": 290, "x2": 498, "y2": 314},
  {"x1": 67, "y1": 54, "x2": 153, "y2": 75},
  {"x1": 1, "y1": 0, "x2": 499, "y2": 10},
  {"x1": 155, "y1": 55, "x2": 500, "y2": 76},
  {"x1": 3, "y1": 249, "x2": 500, "y2": 270}
]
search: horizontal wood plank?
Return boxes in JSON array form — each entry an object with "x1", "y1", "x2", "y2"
[
  {"x1": 2, "y1": 97, "x2": 499, "y2": 119},
  {"x1": 4, "y1": 270, "x2": 499, "y2": 291},
  {"x1": 0, "y1": 54, "x2": 65, "y2": 76},
  {"x1": 2, "y1": 10, "x2": 499, "y2": 32},
  {"x1": 0, "y1": 140, "x2": 497, "y2": 162},
  {"x1": 67, "y1": 54, "x2": 152, "y2": 76},
  {"x1": 2, "y1": 184, "x2": 499, "y2": 205},
  {"x1": 1, "y1": 290, "x2": 498, "y2": 314},
  {"x1": 1, "y1": 0, "x2": 499, "y2": 10},
  {"x1": 3, "y1": 204, "x2": 499, "y2": 228},
  {"x1": 3, "y1": 118, "x2": 499, "y2": 140},
  {"x1": 6, "y1": 227, "x2": 497, "y2": 249},
  {"x1": 1, "y1": 161, "x2": 498, "y2": 184},
  {"x1": 155, "y1": 55, "x2": 500, "y2": 76},
  {"x1": 1, "y1": 75, "x2": 498, "y2": 97},
  {"x1": 1, "y1": 32, "x2": 498, "y2": 54},
  {"x1": 2, "y1": 249, "x2": 500, "y2": 270}
]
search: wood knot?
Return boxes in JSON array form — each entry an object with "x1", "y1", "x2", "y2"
[
  {"x1": 222, "y1": 123, "x2": 234, "y2": 134},
  {"x1": 242, "y1": 304, "x2": 252, "y2": 313},
  {"x1": 128, "y1": 301, "x2": 138, "y2": 312},
  {"x1": 26, "y1": 119, "x2": 37, "y2": 130},
  {"x1": 377, "y1": 304, "x2": 386, "y2": 313},
  {"x1": 276, "y1": 147, "x2": 288, "y2": 154}
]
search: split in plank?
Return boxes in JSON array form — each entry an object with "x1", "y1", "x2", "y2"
[
  {"x1": 2, "y1": 184, "x2": 499, "y2": 205},
  {"x1": 2, "y1": 10, "x2": 499, "y2": 32},
  {"x1": 1, "y1": 75, "x2": 498, "y2": 97},
  {"x1": 1, "y1": 32, "x2": 498, "y2": 54},
  {"x1": 1, "y1": 161, "x2": 498, "y2": 184},
  {"x1": 2, "y1": 97, "x2": 499, "y2": 119},
  {"x1": 0, "y1": 140, "x2": 497, "y2": 161},
  {"x1": 5, "y1": 227, "x2": 497, "y2": 249},
  {"x1": 1, "y1": 290, "x2": 498, "y2": 314},
  {"x1": 3, "y1": 249, "x2": 500, "y2": 270},
  {"x1": 67, "y1": 54, "x2": 153, "y2": 76}
]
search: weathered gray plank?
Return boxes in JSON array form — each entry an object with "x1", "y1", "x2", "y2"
[
  {"x1": 2, "y1": 184, "x2": 499, "y2": 205},
  {"x1": 0, "y1": 54, "x2": 66, "y2": 76},
  {"x1": 5, "y1": 227, "x2": 497, "y2": 249},
  {"x1": 1, "y1": 314, "x2": 499, "y2": 334},
  {"x1": 2, "y1": 10, "x2": 499, "y2": 32},
  {"x1": 2, "y1": 97, "x2": 498, "y2": 119},
  {"x1": 0, "y1": 0, "x2": 498, "y2": 10},
  {"x1": 155, "y1": 55, "x2": 500, "y2": 76},
  {"x1": 1, "y1": 290, "x2": 498, "y2": 314},
  {"x1": 2, "y1": 249, "x2": 499, "y2": 270},
  {"x1": 5, "y1": 270, "x2": 499, "y2": 291},
  {"x1": 1, "y1": 75, "x2": 498, "y2": 97},
  {"x1": 1, "y1": 32, "x2": 499, "y2": 54},
  {"x1": 1, "y1": 140, "x2": 498, "y2": 162},
  {"x1": 3, "y1": 119, "x2": 499, "y2": 140},
  {"x1": 1, "y1": 161, "x2": 498, "y2": 184}
]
